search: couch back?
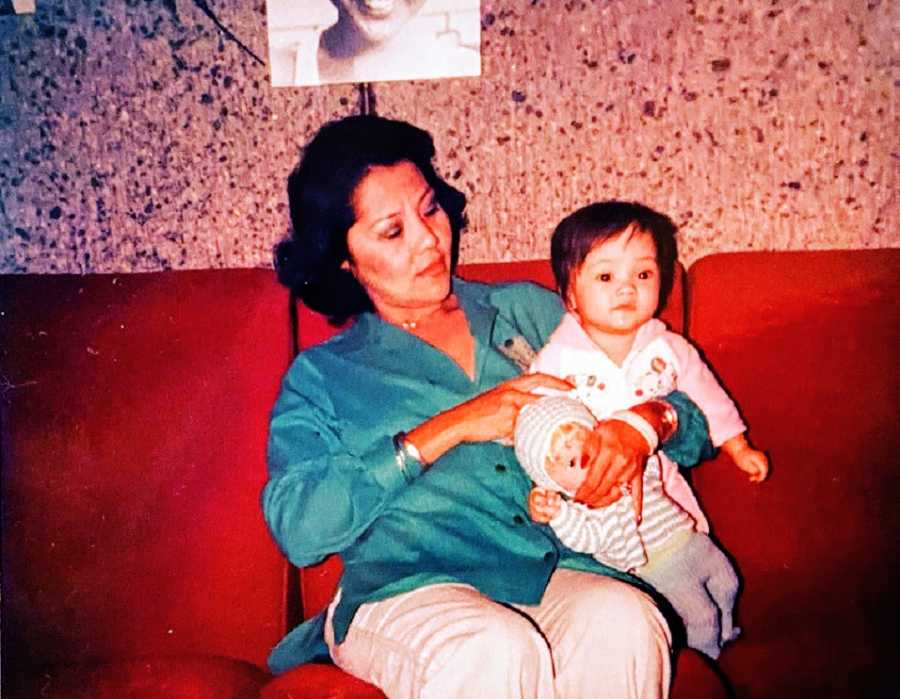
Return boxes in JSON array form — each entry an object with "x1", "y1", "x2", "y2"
[
  {"x1": 686, "y1": 249, "x2": 900, "y2": 697},
  {"x1": 1, "y1": 270, "x2": 292, "y2": 675}
]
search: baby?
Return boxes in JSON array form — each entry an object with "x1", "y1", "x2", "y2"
[{"x1": 516, "y1": 200, "x2": 769, "y2": 659}]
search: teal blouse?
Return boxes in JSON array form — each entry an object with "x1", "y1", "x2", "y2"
[{"x1": 263, "y1": 278, "x2": 711, "y2": 674}]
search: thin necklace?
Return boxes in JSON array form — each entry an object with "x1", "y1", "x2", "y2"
[{"x1": 397, "y1": 295, "x2": 460, "y2": 332}]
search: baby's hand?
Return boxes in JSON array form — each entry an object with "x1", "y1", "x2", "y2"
[
  {"x1": 722, "y1": 433, "x2": 769, "y2": 483},
  {"x1": 735, "y1": 448, "x2": 769, "y2": 483},
  {"x1": 529, "y1": 487, "x2": 562, "y2": 523}
]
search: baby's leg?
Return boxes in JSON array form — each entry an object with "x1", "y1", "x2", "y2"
[
  {"x1": 700, "y1": 535, "x2": 741, "y2": 644},
  {"x1": 640, "y1": 533, "x2": 740, "y2": 660}
]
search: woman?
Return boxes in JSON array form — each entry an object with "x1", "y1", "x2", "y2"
[{"x1": 264, "y1": 114, "x2": 711, "y2": 697}]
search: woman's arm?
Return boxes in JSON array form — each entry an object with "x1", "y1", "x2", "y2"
[
  {"x1": 657, "y1": 390, "x2": 716, "y2": 466},
  {"x1": 404, "y1": 372, "x2": 574, "y2": 464},
  {"x1": 574, "y1": 390, "x2": 712, "y2": 511},
  {"x1": 263, "y1": 372, "x2": 414, "y2": 568},
  {"x1": 264, "y1": 361, "x2": 572, "y2": 567}
]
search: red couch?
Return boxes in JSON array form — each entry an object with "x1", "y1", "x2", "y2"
[{"x1": 2, "y1": 249, "x2": 898, "y2": 698}]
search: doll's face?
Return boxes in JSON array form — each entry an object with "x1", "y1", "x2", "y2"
[{"x1": 545, "y1": 422, "x2": 592, "y2": 492}]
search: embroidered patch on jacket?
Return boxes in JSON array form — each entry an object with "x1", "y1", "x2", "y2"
[{"x1": 625, "y1": 339, "x2": 679, "y2": 398}]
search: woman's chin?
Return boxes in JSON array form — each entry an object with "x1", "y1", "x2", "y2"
[{"x1": 425, "y1": 277, "x2": 453, "y2": 302}]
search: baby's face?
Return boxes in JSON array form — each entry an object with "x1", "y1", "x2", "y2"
[
  {"x1": 566, "y1": 227, "x2": 661, "y2": 339},
  {"x1": 545, "y1": 422, "x2": 592, "y2": 492}
]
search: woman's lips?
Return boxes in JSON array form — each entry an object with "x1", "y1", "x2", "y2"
[{"x1": 417, "y1": 258, "x2": 446, "y2": 276}]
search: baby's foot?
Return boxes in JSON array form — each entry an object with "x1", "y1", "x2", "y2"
[{"x1": 722, "y1": 625, "x2": 742, "y2": 644}]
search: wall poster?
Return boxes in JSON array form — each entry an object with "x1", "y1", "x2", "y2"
[{"x1": 266, "y1": 0, "x2": 481, "y2": 87}]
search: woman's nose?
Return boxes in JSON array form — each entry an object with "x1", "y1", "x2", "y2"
[{"x1": 412, "y1": 214, "x2": 439, "y2": 249}]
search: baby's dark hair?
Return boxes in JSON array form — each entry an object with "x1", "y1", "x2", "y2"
[
  {"x1": 550, "y1": 201, "x2": 678, "y2": 309},
  {"x1": 274, "y1": 114, "x2": 467, "y2": 325}
]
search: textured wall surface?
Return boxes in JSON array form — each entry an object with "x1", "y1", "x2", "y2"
[{"x1": 1, "y1": 0, "x2": 896, "y2": 274}]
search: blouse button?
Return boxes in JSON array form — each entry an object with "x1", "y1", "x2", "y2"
[
  {"x1": 543, "y1": 551, "x2": 555, "y2": 561},
  {"x1": 495, "y1": 464, "x2": 507, "y2": 473},
  {"x1": 513, "y1": 514, "x2": 525, "y2": 525}
]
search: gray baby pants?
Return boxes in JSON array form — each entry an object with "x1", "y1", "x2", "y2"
[{"x1": 640, "y1": 532, "x2": 741, "y2": 659}]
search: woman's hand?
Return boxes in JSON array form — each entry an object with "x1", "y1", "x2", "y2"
[
  {"x1": 574, "y1": 419, "x2": 650, "y2": 521},
  {"x1": 453, "y1": 373, "x2": 575, "y2": 443},
  {"x1": 405, "y1": 373, "x2": 573, "y2": 465}
]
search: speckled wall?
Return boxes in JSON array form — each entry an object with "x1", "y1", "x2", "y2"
[{"x1": 1, "y1": 0, "x2": 896, "y2": 274}]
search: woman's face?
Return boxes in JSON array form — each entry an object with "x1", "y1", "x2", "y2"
[
  {"x1": 343, "y1": 160, "x2": 453, "y2": 322},
  {"x1": 333, "y1": 0, "x2": 427, "y2": 45}
]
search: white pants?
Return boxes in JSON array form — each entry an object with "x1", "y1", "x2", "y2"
[{"x1": 325, "y1": 568, "x2": 672, "y2": 699}]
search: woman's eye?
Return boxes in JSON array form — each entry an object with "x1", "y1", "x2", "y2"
[
  {"x1": 383, "y1": 226, "x2": 402, "y2": 240},
  {"x1": 423, "y1": 199, "x2": 441, "y2": 216}
]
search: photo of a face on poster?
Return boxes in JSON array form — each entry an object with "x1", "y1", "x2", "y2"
[{"x1": 266, "y1": 0, "x2": 481, "y2": 87}]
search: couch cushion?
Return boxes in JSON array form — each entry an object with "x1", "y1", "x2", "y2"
[
  {"x1": 5, "y1": 654, "x2": 267, "y2": 699},
  {"x1": 685, "y1": 249, "x2": 900, "y2": 698},
  {"x1": 0, "y1": 270, "x2": 292, "y2": 678}
]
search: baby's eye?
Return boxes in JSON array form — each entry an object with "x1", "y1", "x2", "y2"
[
  {"x1": 568, "y1": 458, "x2": 577, "y2": 468},
  {"x1": 596, "y1": 273, "x2": 612, "y2": 282},
  {"x1": 638, "y1": 269, "x2": 655, "y2": 280}
]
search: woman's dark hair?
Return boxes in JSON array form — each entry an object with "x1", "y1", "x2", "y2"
[
  {"x1": 550, "y1": 201, "x2": 678, "y2": 312},
  {"x1": 274, "y1": 115, "x2": 467, "y2": 325}
]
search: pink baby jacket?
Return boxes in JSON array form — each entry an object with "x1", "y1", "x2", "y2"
[{"x1": 530, "y1": 314, "x2": 747, "y2": 534}]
